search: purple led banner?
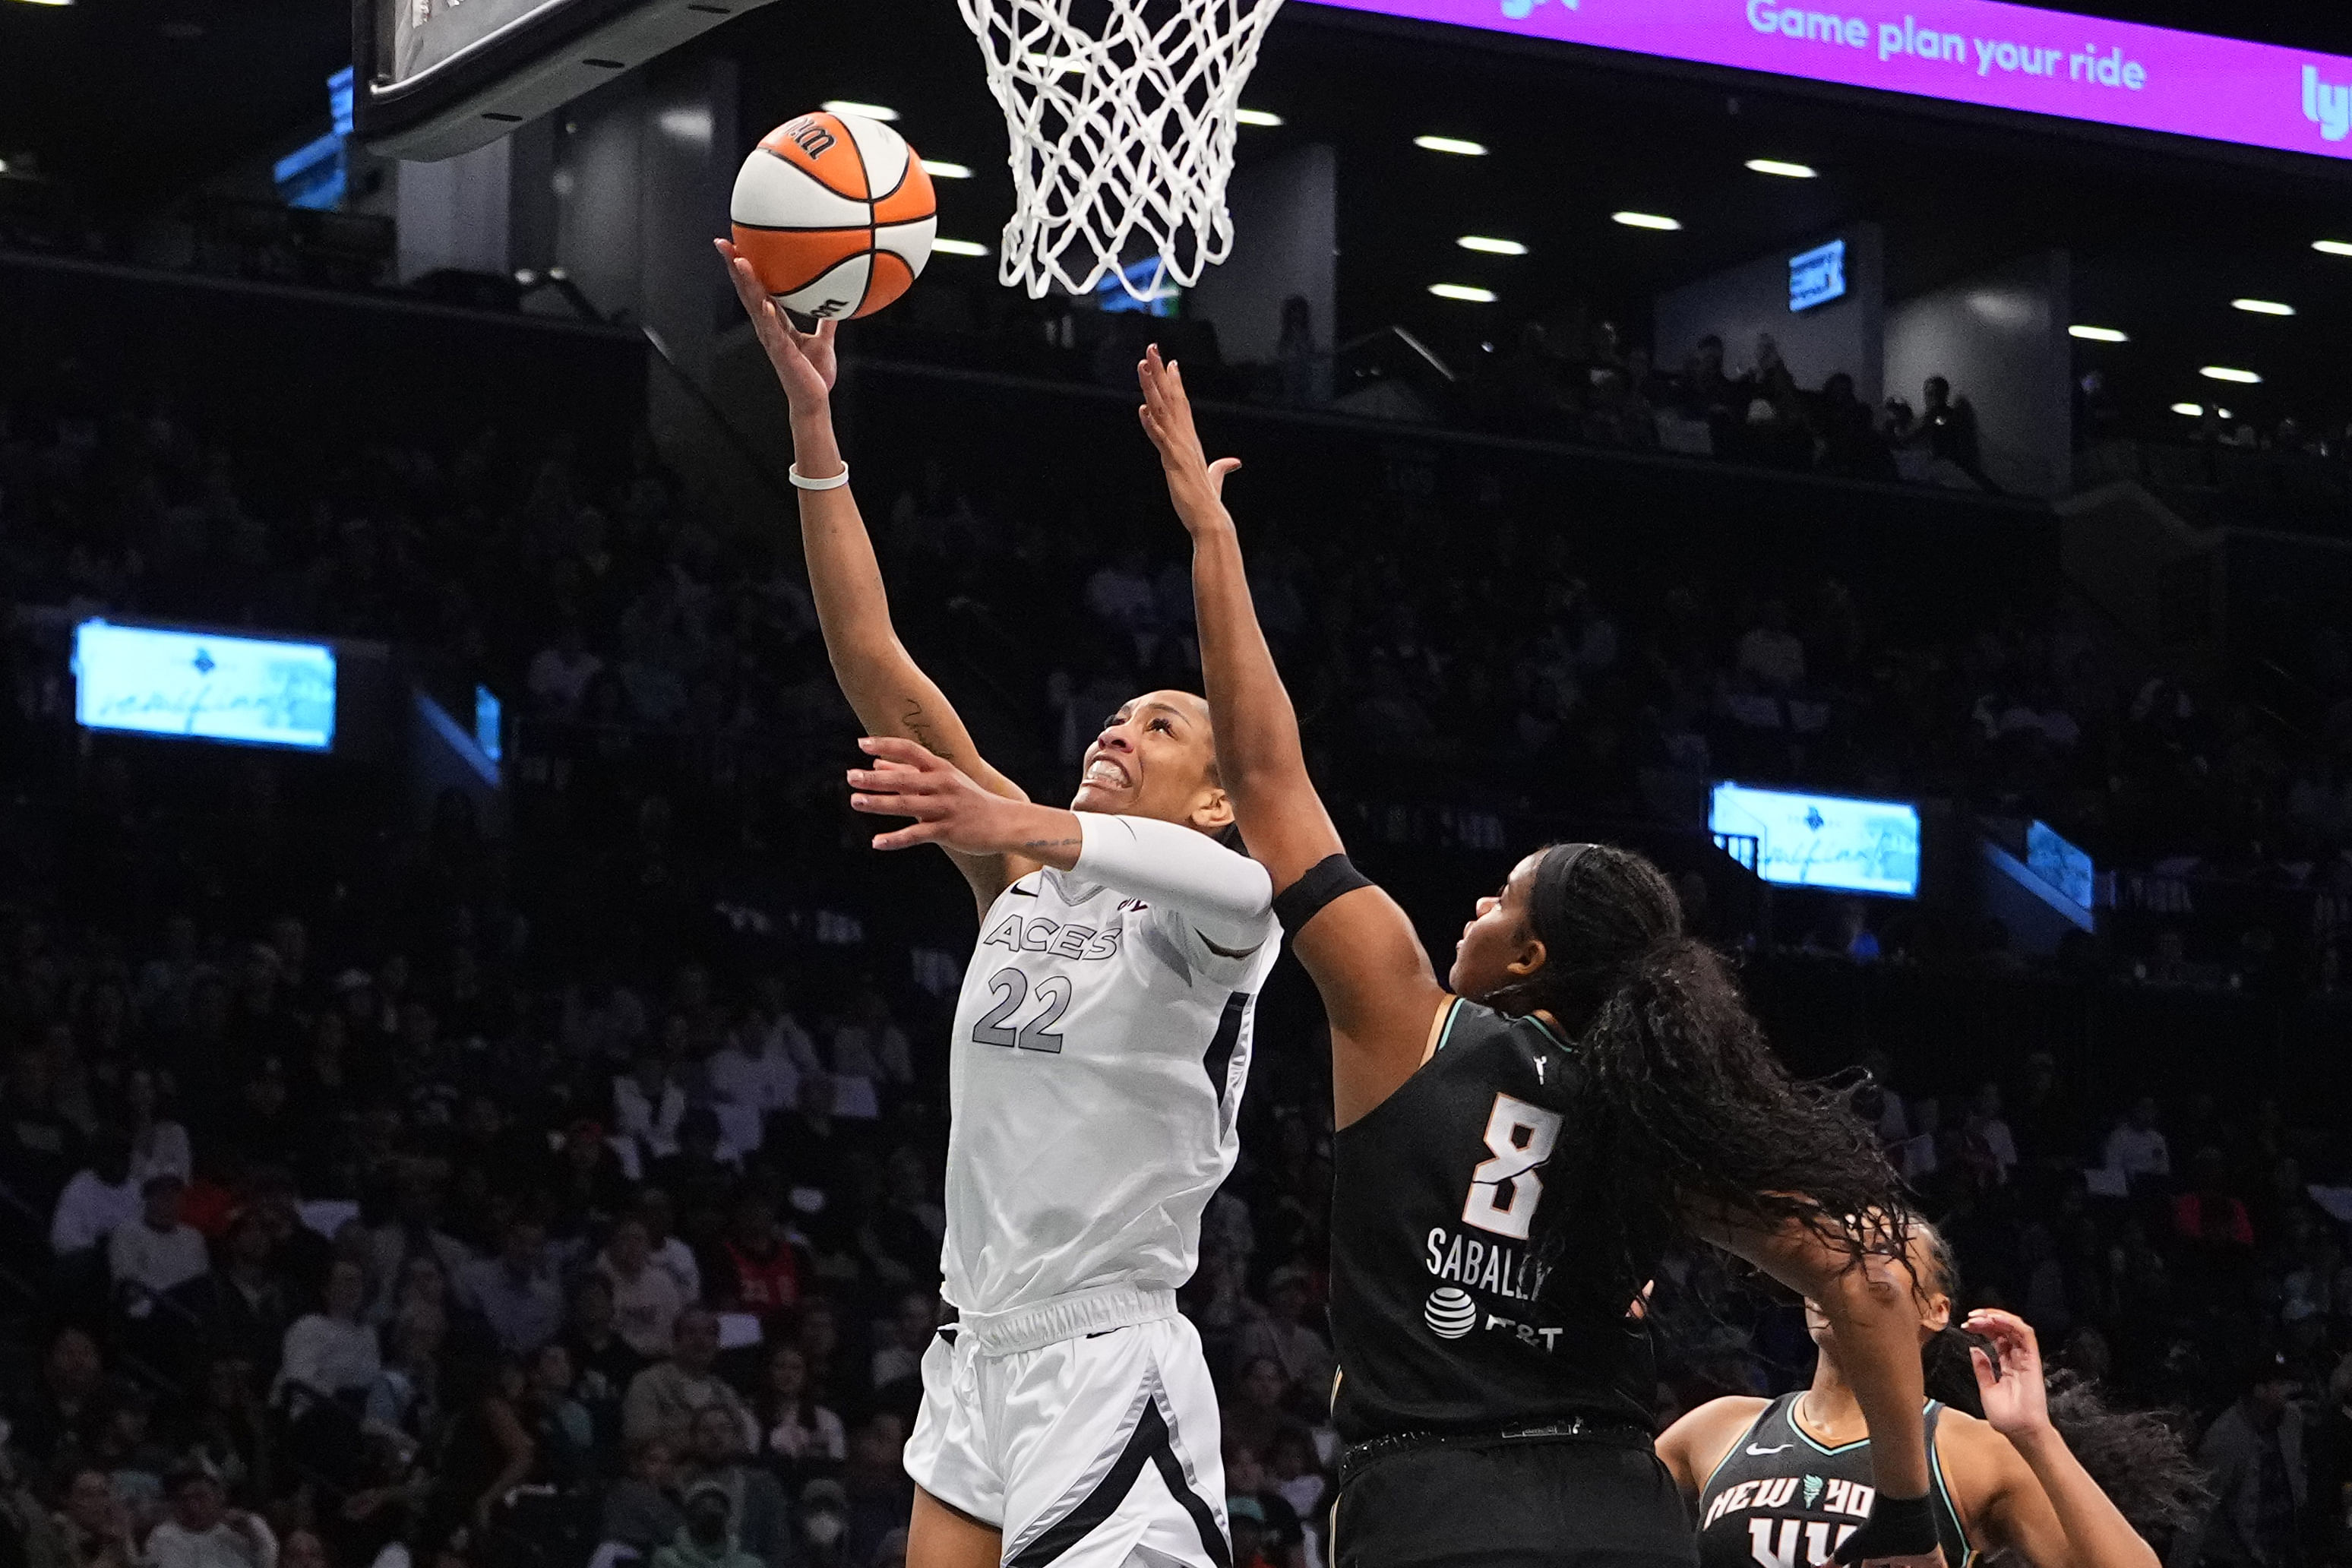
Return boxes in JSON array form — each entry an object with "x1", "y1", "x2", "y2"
[{"x1": 1301, "y1": 0, "x2": 2352, "y2": 163}]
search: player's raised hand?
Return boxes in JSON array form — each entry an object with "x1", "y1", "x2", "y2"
[
  {"x1": 1963, "y1": 1307, "x2": 2052, "y2": 1438},
  {"x1": 716, "y1": 239, "x2": 839, "y2": 409},
  {"x1": 1137, "y1": 344, "x2": 1241, "y2": 530},
  {"x1": 848, "y1": 736, "x2": 1073, "y2": 859}
]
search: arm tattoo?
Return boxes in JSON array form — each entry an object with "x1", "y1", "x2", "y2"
[
  {"x1": 1022, "y1": 836, "x2": 1083, "y2": 850},
  {"x1": 899, "y1": 698, "x2": 944, "y2": 758}
]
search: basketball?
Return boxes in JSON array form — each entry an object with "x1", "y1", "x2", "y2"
[{"x1": 729, "y1": 110, "x2": 937, "y2": 321}]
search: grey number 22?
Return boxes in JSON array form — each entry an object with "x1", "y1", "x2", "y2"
[{"x1": 972, "y1": 969, "x2": 1070, "y2": 1054}]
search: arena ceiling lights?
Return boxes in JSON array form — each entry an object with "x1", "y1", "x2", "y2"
[
  {"x1": 2230, "y1": 298, "x2": 2295, "y2": 315},
  {"x1": 2068, "y1": 325, "x2": 2129, "y2": 343},
  {"x1": 1414, "y1": 135, "x2": 1487, "y2": 155},
  {"x1": 2316, "y1": 241, "x2": 2352, "y2": 258},
  {"x1": 922, "y1": 160, "x2": 975, "y2": 179},
  {"x1": 1235, "y1": 109, "x2": 1284, "y2": 126},
  {"x1": 1429, "y1": 283, "x2": 1498, "y2": 302},
  {"x1": 2201, "y1": 365, "x2": 2263, "y2": 384},
  {"x1": 2172, "y1": 403, "x2": 2233, "y2": 418},
  {"x1": 1457, "y1": 236, "x2": 1528, "y2": 254},
  {"x1": 821, "y1": 100, "x2": 899, "y2": 121},
  {"x1": 931, "y1": 239, "x2": 991, "y2": 257},
  {"x1": 1745, "y1": 158, "x2": 1816, "y2": 178},
  {"x1": 1612, "y1": 211, "x2": 1682, "y2": 231}
]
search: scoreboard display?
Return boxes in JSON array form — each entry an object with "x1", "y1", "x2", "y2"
[{"x1": 356, "y1": 0, "x2": 780, "y2": 160}]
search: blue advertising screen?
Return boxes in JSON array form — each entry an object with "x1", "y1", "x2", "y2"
[
  {"x1": 1709, "y1": 782, "x2": 1920, "y2": 897},
  {"x1": 73, "y1": 620, "x2": 337, "y2": 751},
  {"x1": 2028, "y1": 820, "x2": 2094, "y2": 909},
  {"x1": 1789, "y1": 239, "x2": 1848, "y2": 311}
]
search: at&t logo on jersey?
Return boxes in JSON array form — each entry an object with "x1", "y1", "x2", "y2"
[{"x1": 1423, "y1": 1288, "x2": 1477, "y2": 1339}]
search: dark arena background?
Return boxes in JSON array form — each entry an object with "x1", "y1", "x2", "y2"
[{"x1": 5, "y1": 0, "x2": 2352, "y2": 1562}]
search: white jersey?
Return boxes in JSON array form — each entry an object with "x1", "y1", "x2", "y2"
[{"x1": 942, "y1": 864, "x2": 1279, "y2": 1317}]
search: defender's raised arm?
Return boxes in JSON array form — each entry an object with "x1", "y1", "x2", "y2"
[{"x1": 1136, "y1": 346, "x2": 1445, "y2": 1125}]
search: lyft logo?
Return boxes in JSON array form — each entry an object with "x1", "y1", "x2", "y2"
[{"x1": 2306, "y1": 65, "x2": 2352, "y2": 143}]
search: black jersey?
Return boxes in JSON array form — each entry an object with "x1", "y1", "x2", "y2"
[
  {"x1": 1696, "y1": 1396, "x2": 1975, "y2": 1568},
  {"x1": 1329, "y1": 997, "x2": 1664, "y2": 1443}
]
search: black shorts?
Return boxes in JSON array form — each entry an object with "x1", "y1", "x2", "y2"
[{"x1": 1335, "y1": 1437, "x2": 1698, "y2": 1568}]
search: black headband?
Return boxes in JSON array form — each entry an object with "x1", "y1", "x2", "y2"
[{"x1": 1528, "y1": 842, "x2": 1597, "y2": 947}]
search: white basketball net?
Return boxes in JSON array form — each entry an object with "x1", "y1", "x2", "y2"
[{"x1": 957, "y1": 0, "x2": 1285, "y2": 302}]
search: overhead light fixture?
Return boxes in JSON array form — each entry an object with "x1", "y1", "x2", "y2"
[
  {"x1": 821, "y1": 100, "x2": 899, "y2": 122},
  {"x1": 1457, "y1": 236, "x2": 1527, "y2": 255},
  {"x1": 2068, "y1": 324, "x2": 2129, "y2": 343},
  {"x1": 922, "y1": 160, "x2": 973, "y2": 179},
  {"x1": 932, "y1": 238, "x2": 991, "y2": 257},
  {"x1": 0, "y1": 160, "x2": 9, "y2": 175},
  {"x1": 2232, "y1": 298, "x2": 2295, "y2": 316},
  {"x1": 2313, "y1": 240, "x2": 2352, "y2": 257},
  {"x1": 1746, "y1": 158, "x2": 1816, "y2": 179},
  {"x1": 2201, "y1": 365, "x2": 2262, "y2": 384},
  {"x1": 514, "y1": 269, "x2": 539, "y2": 286},
  {"x1": 2170, "y1": 403, "x2": 2205, "y2": 416},
  {"x1": 1414, "y1": 134, "x2": 1487, "y2": 156},
  {"x1": 1612, "y1": 211, "x2": 1681, "y2": 231},
  {"x1": 1234, "y1": 108, "x2": 1283, "y2": 127},
  {"x1": 1428, "y1": 283, "x2": 1497, "y2": 302},
  {"x1": 8, "y1": 1, "x2": 75, "y2": 8}
]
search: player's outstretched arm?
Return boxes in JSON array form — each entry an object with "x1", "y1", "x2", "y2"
[
  {"x1": 1137, "y1": 346, "x2": 1447, "y2": 1125},
  {"x1": 847, "y1": 739, "x2": 1271, "y2": 952},
  {"x1": 719, "y1": 240, "x2": 1032, "y2": 911},
  {"x1": 1961, "y1": 1309, "x2": 2160, "y2": 1568}
]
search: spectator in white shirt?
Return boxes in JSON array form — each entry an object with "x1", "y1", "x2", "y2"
[
  {"x1": 527, "y1": 621, "x2": 605, "y2": 718},
  {"x1": 707, "y1": 1002, "x2": 818, "y2": 1126},
  {"x1": 615, "y1": 1054, "x2": 686, "y2": 1164},
  {"x1": 52, "y1": 1136, "x2": 141, "y2": 1256},
  {"x1": 144, "y1": 1469, "x2": 277, "y2": 1568},
  {"x1": 109, "y1": 1174, "x2": 210, "y2": 1300},
  {"x1": 639, "y1": 1188, "x2": 704, "y2": 1307},
  {"x1": 827, "y1": 989, "x2": 913, "y2": 1089},
  {"x1": 2104, "y1": 1095, "x2": 2171, "y2": 1184},
  {"x1": 124, "y1": 1069, "x2": 193, "y2": 1190},
  {"x1": 1965, "y1": 1083, "x2": 2018, "y2": 1185},
  {"x1": 275, "y1": 1259, "x2": 381, "y2": 1411},
  {"x1": 599, "y1": 1216, "x2": 685, "y2": 1359}
]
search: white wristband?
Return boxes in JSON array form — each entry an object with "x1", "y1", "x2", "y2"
[{"x1": 789, "y1": 463, "x2": 849, "y2": 491}]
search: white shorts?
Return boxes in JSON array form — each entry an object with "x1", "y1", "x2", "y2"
[{"x1": 905, "y1": 1292, "x2": 1230, "y2": 1568}]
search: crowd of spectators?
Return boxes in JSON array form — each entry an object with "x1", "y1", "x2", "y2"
[
  {"x1": 1459, "y1": 321, "x2": 1998, "y2": 492},
  {"x1": 6, "y1": 324, "x2": 2352, "y2": 1568}
]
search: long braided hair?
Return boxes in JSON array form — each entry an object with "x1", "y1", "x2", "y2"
[{"x1": 1484, "y1": 842, "x2": 1907, "y2": 1307}]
